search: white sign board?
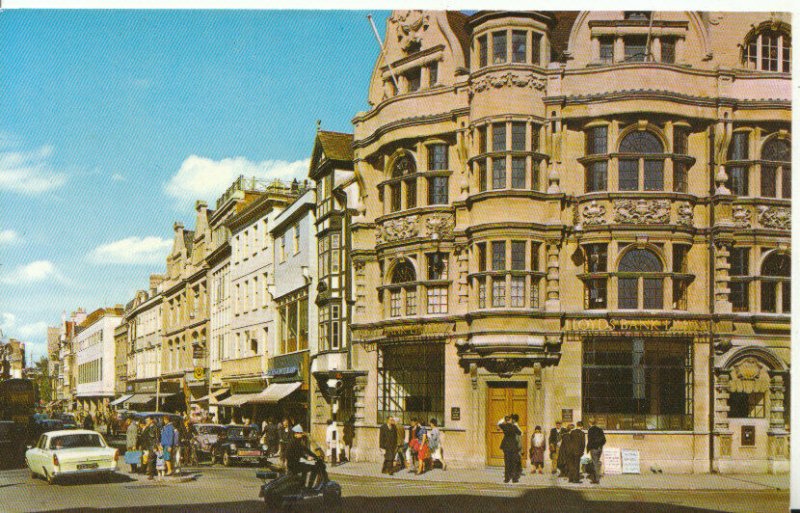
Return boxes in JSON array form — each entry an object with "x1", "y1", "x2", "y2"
[
  {"x1": 621, "y1": 449, "x2": 641, "y2": 474},
  {"x1": 602, "y1": 447, "x2": 622, "y2": 475}
]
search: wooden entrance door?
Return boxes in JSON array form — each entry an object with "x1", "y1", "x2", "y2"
[{"x1": 486, "y1": 382, "x2": 528, "y2": 466}]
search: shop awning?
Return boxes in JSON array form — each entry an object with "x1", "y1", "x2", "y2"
[
  {"x1": 217, "y1": 393, "x2": 261, "y2": 407},
  {"x1": 125, "y1": 394, "x2": 156, "y2": 405},
  {"x1": 191, "y1": 388, "x2": 229, "y2": 404},
  {"x1": 248, "y1": 382, "x2": 302, "y2": 404},
  {"x1": 109, "y1": 394, "x2": 134, "y2": 406}
]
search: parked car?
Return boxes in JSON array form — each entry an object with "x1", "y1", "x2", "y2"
[
  {"x1": 58, "y1": 413, "x2": 78, "y2": 429},
  {"x1": 32, "y1": 413, "x2": 49, "y2": 423},
  {"x1": 26, "y1": 429, "x2": 119, "y2": 484},
  {"x1": 188, "y1": 423, "x2": 226, "y2": 463},
  {"x1": 213, "y1": 425, "x2": 268, "y2": 466}
]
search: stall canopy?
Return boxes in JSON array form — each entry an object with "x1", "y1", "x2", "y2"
[
  {"x1": 191, "y1": 388, "x2": 229, "y2": 404},
  {"x1": 109, "y1": 394, "x2": 134, "y2": 407},
  {"x1": 216, "y1": 383, "x2": 301, "y2": 407},
  {"x1": 124, "y1": 394, "x2": 156, "y2": 406}
]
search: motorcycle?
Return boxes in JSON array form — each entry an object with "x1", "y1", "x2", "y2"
[{"x1": 256, "y1": 454, "x2": 342, "y2": 513}]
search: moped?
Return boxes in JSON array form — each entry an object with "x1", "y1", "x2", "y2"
[{"x1": 256, "y1": 455, "x2": 342, "y2": 513}]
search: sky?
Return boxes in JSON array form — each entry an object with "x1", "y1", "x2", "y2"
[{"x1": 0, "y1": 9, "x2": 390, "y2": 363}]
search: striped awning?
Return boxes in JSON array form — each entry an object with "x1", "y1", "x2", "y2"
[
  {"x1": 191, "y1": 388, "x2": 229, "y2": 404},
  {"x1": 109, "y1": 394, "x2": 134, "y2": 406}
]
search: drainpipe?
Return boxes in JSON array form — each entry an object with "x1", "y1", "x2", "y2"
[{"x1": 708, "y1": 125, "x2": 716, "y2": 473}]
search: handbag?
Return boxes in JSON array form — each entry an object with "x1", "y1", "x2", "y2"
[
  {"x1": 142, "y1": 450, "x2": 149, "y2": 465},
  {"x1": 124, "y1": 450, "x2": 143, "y2": 465}
]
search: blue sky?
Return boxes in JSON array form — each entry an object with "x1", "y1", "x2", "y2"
[{"x1": 0, "y1": 10, "x2": 390, "y2": 362}]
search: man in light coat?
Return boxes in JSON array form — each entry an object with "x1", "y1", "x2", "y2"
[
  {"x1": 125, "y1": 419, "x2": 139, "y2": 473},
  {"x1": 325, "y1": 419, "x2": 340, "y2": 466}
]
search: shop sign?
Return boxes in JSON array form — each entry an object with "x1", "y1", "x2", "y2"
[
  {"x1": 383, "y1": 325, "x2": 424, "y2": 338},
  {"x1": 741, "y1": 425, "x2": 756, "y2": 446},
  {"x1": 566, "y1": 318, "x2": 711, "y2": 334},
  {"x1": 269, "y1": 352, "x2": 308, "y2": 383},
  {"x1": 561, "y1": 409, "x2": 573, "y2": 423},
  {"x1": 621, "y1": 449, "x2": 641, "y2": 474},
  {"x1": 185, "y1": 367, "x2": 207, "y2": 383},
  {"x1": 603, "y1": 447, "x2": 622, "y2": 475}
]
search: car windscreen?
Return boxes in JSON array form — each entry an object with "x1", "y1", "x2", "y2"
[{"x1": 49, "y1": 434, "x2": 104, "y2": 449}]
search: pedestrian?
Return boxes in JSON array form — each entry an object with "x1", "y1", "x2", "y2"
[
  {"x1": 567, "y1": 421, "x2": 586, "y2": 483},
  {"x1": 266, "y1": 417, "x2": 280, "y2": 457},
  {"x1": 510, "y1": 413, "x2": 523, "y2": 481},
  {"x1": 586, "y1": 418, "x2": 606, "y2": 484},
  {"x1": 125, "y1": 417, "x2": 140, "y2": 473},
  {"x1": 548, "y1": 421, "x2": 563, "y2": 475},
  {"x1": 279, "y1": 417, "x2": 291, "y2": 469},
  {"x1": 557, "y1": 423, "x2": 570, "y2": 476},
  {"x1": 378, "y1": 416, "x2": 397, "y2": 474},
  {"x1": 394, "y1": 417, "x2": 406, "y2": 471},
  {"x1": 413, "y1": 419, "x2": 429, "y2": 475},
  {"x1": 160, "y1": 416, "x2": 176, "y2": 476},
  {"x1": 342, "y1": 415, "x2": 355, "y2": 463},
  {"x1": 498, "y1": 415, "x2": 522, "y2": 483},
  {"x1": 428, "y1": 418, "x2": 446, "y2": 471},
  {"x1": 155, "y1": 448, "x2": 166, "y2": 477},
  {"x1": 141, "y1": 416, "x2": 160, "y2": 480},
  {"x1": 83, "y1": 413, "x2": 95, "y2": 431},
  {"x1": 529, "y1": 425, "x2": 545, "y2": 474},
  {"x1": 325, "y1": 419, "x2": 340, "y2": 466}
]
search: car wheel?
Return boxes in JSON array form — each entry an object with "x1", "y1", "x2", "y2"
[
  {"x1": 222, "y1": 452, "x2": 231, "y2": 467},
  {"x1": 30, "y1": 470, "x2": 37, "y2": 480}
]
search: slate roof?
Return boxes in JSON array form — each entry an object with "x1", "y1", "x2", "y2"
[{"x1": 317, "y1": 131, "x2": 354, "y2": 162}]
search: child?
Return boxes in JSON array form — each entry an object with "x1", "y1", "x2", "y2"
[{"x1": 156, "y1": 448, "x2": 166, "y2": 478}]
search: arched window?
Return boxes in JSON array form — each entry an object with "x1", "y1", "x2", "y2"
[
  {"x1": 760, "y1": 138, "x2": 791, "y2": 199},
  {"x1": 389, "y1": 260, "x2": 418, "y2": 317},
  {"x1": 388, "y1": 154, "x2": 417, "y2": 212},
  {"x1": 618, "y1": 131, "x2": 665, "y2": 191},
  {"x1": 761, "y1": 253, "x2": 790, "y2": 313},
  {"x1": 618, "y1": 248, "x2": 663, "y2": 309},
  {"x1": 744, "y1": 28, "x2": 791, "y2": 73}
]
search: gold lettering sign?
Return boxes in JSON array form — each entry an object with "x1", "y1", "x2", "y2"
[
  {"x1": 383, "y1": 325, "x2": 424, "y2": 337},
  {"x1": 567, "y1": 318, "x2": 710, "y2": 334}
]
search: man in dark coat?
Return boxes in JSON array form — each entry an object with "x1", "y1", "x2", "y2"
[
  {"x1": 557, "y1": 423, "x2": 573, "y2": 477},
  {"x1": 548, "y1": 421, "x2": 563, "y2": 475},
  {"x1": 498, "y1": 416, "x2": 522, "y2": 483},
  {"x1": 140, "y1": 416, "x2": 161, "y2": 480},
  {"x1": 586, "y1": 418, "x2": 606, "y2": 484},
  {"x1": 567, "y1": 421, "x2": 586, "y2": 483},
  {"x1": 379, "y1": 417, "x2": 398, "y2": 474}
]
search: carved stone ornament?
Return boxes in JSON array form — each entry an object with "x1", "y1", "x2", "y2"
[
  {"x1": 469, "y1": 72, "x2": 546, "y2": 95},
  {"x1": 729, "y1": 357, "x2": 770, "y2": 394},
  {"x1": 758, "y1": 206, "x2": 791, "y2": 230},
  {"x1": 425, "y1": 213, "x2": 455, "y2": 240},
  {"x1": 581, "y1": 201, "x2": 607, "y2": 226},
  {"x1": 732, "y1": 205, "x2": 752, "y2": 228},
  {"x1": 613, "y1": 199, "x2": 671, "y2": 225},
  {"x1": 482, "y1": 358, "x2": 529, "y2": 378},
  {"x1": 676, "y1": 202, "x2": 694, "y2": 227},
  {"x1": 389, "y1": 10, "x2": 430, "y2": 53},
  {"x1": 376, "y1": 215, "x2": 419, "y2": 243}
]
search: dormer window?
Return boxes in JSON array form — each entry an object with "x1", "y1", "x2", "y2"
[{"x1": 744, "y1": 28, "x2": 791, "y2": 72}]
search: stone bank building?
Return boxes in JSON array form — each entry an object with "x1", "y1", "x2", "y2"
[{"x1": 318, "y1": 10, "x2": 791, "y2": 474}]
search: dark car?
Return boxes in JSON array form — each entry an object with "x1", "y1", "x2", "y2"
[
  {"x1": 108, "y1": 410, "x2": 136, "y2": 436},
  {"x1": 34, "y1": 419, "x2": 65, "y2": 438},
  {"x1": 188, "y1": 423, "x2": 226, "y2": 464},
  {"x1": 213, "y1": 425, "x2": 267, "y2": 467},
  {"x1": 58, "y1": 413, "x2": 78, "y2": 429}
]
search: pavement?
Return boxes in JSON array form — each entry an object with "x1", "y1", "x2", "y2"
[{"x1": 325, "y1": 461, "x2": 790, "y2": 491}]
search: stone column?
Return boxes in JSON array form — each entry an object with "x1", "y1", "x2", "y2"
[
  {"x1": 545, "y1": 238, "x2": 561, "y2": 312},
  {"x1": 713, "y1": 370, "x2": 733, "y2": 463},
  {"x1": 352, "y1": 373, "x2": 368, "y2": 462},
  {"x1": 767, "y1": 371, "x2": 789, "y2": 466},
  {"x1": 713, "y1": 239, "x2": 733, "y2": 314}
]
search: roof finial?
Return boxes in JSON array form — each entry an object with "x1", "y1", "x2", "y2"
[{"x1": 316, "y1": 119, "x2": 321, "y2": 132}]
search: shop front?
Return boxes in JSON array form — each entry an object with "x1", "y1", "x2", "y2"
[
  {"x1": 266, "y1": 351, "x2": 310, "y2": 427},
  {"x1": 123, "y1": 380, "x2": 182, "y2": 412}
]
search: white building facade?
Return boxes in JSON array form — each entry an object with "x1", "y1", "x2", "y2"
[{"x1": 75, "y1": 308, "x2": 123, "y2": 413}]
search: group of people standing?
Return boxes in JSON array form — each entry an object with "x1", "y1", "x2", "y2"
[
  {"x1": 500, "y1": 417, "x2": 607, "y2": 484},
  {"x1": 125, "y1": 416, "x2": 187, "y2": 480},
  {"x1": 379, "y1": 416, "x2": 446, "y2": 476}
]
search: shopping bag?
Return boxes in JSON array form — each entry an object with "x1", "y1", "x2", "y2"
[
  {"x1": 142, "y1": 450, "x2": 149, "y2": 465},
  {"x1": 124, "y1": 450, "x2": 143, "y2": 465}
]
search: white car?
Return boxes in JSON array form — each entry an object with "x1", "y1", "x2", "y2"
[{"x1": 26, "y1": 429, "x2": 119, "y2": 484}]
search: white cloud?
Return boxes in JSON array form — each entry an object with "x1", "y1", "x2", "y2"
[
  {"x1": 0, "y1": 145, "x2": 68, "y2": 195},
  {"x1": 164, "y1": 155, "x2": 310, "y2": 208},
  {"x1": 0, "y1": 229, "x2": 21, "y2": 245},
  {"x1": 0, "y1": 312, "x2": 45, "y2": 343},
  {"x1": 0, "y1": 312, "x2": 17, "y2": 333},
  {"x1": 88, "y1": 236, "x2": 173, "y2": 265},
  {"x1": 0, "y1": 260, "x2": 64, "y2": 285},
  {"x1": 111, "y1": 173, "x2": 126, "y2": 182}
]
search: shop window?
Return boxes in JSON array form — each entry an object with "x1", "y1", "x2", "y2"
[
  {"x1": 583, "y1": 338, "x2": 693, "y2": 431},
  {"x1": 378, "y1": 344, "x2": 445, "y2": 426},
  {"x1": 728, "y1": 392, "x2": 766, "y2": 418}
]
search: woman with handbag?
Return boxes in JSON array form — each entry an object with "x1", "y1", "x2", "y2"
[{"x1": 125, "y1": 419, "x2": 141, "y2": 473}]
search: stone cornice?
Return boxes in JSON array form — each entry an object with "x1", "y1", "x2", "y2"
[
  {"x1": 545, "y1": 89, "x2": 791, "y2": 110},
  {"x1": 353, "y1": 107, "x2": 470, "y2": 150}
]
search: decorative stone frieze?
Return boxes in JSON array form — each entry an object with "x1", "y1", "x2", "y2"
[
  {"x1": 581, "y1": 200, "x2": 607, "y2": 225},
  {"x1": 675, "y1": 201, "x2": 694, "y2": 227},
  {"x1": 453, "y1": 242, "x2": 469, "y2": 304},
  {"x1": 732, "y1": 205, "x2": 752, "y2": 228},
  {"x1": 757, "y1": 205, "x2": 791, "y2": 230},
  {"x1": 545, "y1": 238, "x2": 561, "y2": 311},
  {"x1": 375, "y1": 215, "x2": 419, "y2": 243},
  {"x1": 613, "y1": 199, "x2": 671, "y2": 224},
  {"x1": 729, "y1": 357, "x2": 770, "y2": 394},
  {"x1": 714, "y1": 370, "x2": 732, "y2": 434},
  {"x1": 469, "y1": 72, "x2": 546, "y2": 95},
  {"x1": 388, "y1": 10, "x2": 430, "y2": 53},
  {"x1": 713, "y1": 239, "x2": 732, "y2": 311},
  {"x1": 425, "y1": 213, "x2": 455, "y2": 239}
]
